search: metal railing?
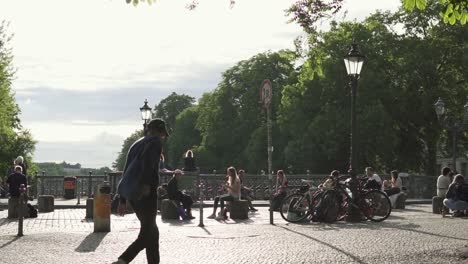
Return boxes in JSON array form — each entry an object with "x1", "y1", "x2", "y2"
[{"x1": 33, "y1": 171, "x2": 438, "y2": 200}]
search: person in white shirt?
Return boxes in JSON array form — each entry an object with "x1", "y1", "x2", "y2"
[
  {"x1": 437, "y1": 167, "x2": 452, "y2": 198},
  {"x1": 365, "y1": 167, "x2": 382, "y2": 190},
  {"x1": 207, "y1": 166, "x2": 241, "y2": 220}
]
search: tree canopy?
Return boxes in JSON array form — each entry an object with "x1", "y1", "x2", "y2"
[{"x1": 0, "y1": 22, "x2": 36, "y2": 178}]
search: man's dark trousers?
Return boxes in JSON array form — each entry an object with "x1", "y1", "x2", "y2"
[{"x1": 119, "y1": 190, "x2": 159, "y2": 264}]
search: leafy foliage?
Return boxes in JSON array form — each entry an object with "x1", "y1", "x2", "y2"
[{"x1": 0, "y1": 22, "x2": 36, "y2": 179}]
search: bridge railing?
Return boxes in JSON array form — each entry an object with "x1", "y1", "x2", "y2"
[{"x1": 34, "y1": 171, "x2": 438, "y2": 200}]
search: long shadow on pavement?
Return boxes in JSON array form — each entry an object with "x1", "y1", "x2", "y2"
[
  {"x1": 278, "y1": 226, "x2": 367, "y2": 264},
  {"x1": 0, "y1": 236, "x2": 21, "y2": 250},
  {"x1": 75, "y1": 232, "x2": 108, "y2": 253},
  {"x1": 286, "y1": 219, "x2": 468, "y2": 242}
]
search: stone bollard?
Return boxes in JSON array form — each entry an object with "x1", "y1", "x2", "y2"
[
  {"x1": 86, "y1": 198, "x2": 94, "y2": 219},
  {"x1": 38, "y1": 195, "x2": 54, "y2": 213},
  {"x1": 7, "y1": 198, "x2": 19, "y2": 219},
  {"x1": 161, "y1": 199, "x2": 179, "y2": 220},
  {"x1": 228, "y1": 200, "x2": 249, "y2": 219},
  {"x1": 432, "y1": 196, "x2": 448, "y2": 214},
  {"x1": 94, "y1": 181, "x2": 111, "y2": 232}
]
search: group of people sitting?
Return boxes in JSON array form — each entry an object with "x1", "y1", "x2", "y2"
[{"x1": 437, "y1": 167, "x2": 468, "y2": 217}]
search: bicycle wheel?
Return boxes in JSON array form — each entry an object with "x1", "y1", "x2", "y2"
[
  {"x1": 279, "y1": 193, "x2": 310, "y2": 223},
  {"x1": 360, "y1": 190, "x2": 392, "y2": 222}
]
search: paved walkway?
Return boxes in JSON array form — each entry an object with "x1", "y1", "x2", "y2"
[{"x1": 0, "y1": 205, "x2": 467, "y2": 264}]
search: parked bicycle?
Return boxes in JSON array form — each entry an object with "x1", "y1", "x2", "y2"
[{"x1": 280, "y1": 175, "x2": 392, "y2": 223}]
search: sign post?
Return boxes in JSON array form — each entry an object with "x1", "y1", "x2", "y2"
[{"x1": 260, "y1": 79, "x2": 273, "y2": 225}]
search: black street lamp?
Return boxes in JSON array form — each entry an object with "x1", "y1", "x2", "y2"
[
  {"x1": 344, "y1": 42, "x2": 365, "y2": 222},
  {"x1": 434, "y1": 97, "x2": 468, "y2": 172},
  {"x1": 140, "y1": 99, "x2": 153, "y2": 134}
]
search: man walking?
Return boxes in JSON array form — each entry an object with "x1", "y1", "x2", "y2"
[{"x1": 113, "y1": 118, "x2": 169, "y2": 264}]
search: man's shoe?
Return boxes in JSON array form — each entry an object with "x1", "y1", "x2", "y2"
[{"x1": 250, "y1": 208, "x2": 258, "y2": 212}]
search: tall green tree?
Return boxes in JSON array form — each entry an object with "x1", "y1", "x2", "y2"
[
  {"x1": 153, "y1": 92, "x2": 195, "y2": 132},
  {"x1": 195, "y1": 51, "x2": 297, "y2": 172},
  {"x1": 112, "y1": 129, "x2": 144, "y2": 171},
  {"x1": 0, "y1": 22, "x2": 36, "y2": 178}
]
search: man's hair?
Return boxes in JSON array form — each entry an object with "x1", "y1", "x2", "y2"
[
  {"x1": 238, "y1": 169, "x2": 245, "y2": 174},
  {"x1": 441, "y1": 167, "x2": 451, "y2": 176},
  {"x1": 366, "y1": 167, "x2": 374, "y2": 172},
  {"x1": 391, "y1": 170, "x2": 398, "y2": 179},
  {"x1": 14, "y1": 165, "x2": 22, "y2": 172}
]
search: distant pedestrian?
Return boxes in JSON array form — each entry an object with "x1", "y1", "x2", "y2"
[
  {"x1": 6, "y1": 165, "x2": 27, "y2": 198},
  {"x1": 167, "y1": 169, "x2": 195, "y2": 220},
  {"x1": 14, "y1": 156, "x2": 27, "y2": 177},
  {"x1": 437, "y1": 167, "x2": 452, "y2": 198},
  {"x1": 182, "y1": 150, "x2": 197, "y2": 172},
  {"x1": 113, "y1": 118, "x2": 169, "y2": 264}
]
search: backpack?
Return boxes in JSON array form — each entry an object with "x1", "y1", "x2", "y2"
[
  {"x1": 26, "y1": 203, "x2": 38, "y2": 218},
  {"x1": 458, "y1": 184, "x2": 468, "y2": 202},
  {"x1": 314, "y1": 190, "x2": 339, "y2": 223}
]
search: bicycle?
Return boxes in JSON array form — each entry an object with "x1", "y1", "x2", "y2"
[
  {"x1": 280, "y1": 175, "x2": 392, "y2": 223},
  {"x1": 326, "y1": 175, "x2": 392, "y2": 222},
  {"x1": 279, "y1": 180, "x2": 325, "y2": 223}
]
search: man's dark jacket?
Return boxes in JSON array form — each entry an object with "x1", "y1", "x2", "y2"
[{"x1": 120, "y1": 135, "x2": 162, "y2": 202}]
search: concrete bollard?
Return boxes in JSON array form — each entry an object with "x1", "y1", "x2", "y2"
[
  {"x1": 7, "y1": 198, "x2": 19, "y2": 219},
  {"x1": 38, "y1": 195, "x2": 54, "y2": 212},
  {"x1": 86, "y1": 198, "x2": 94, "y2": 219},
  {"x1": 17, "y1": 184, "x2": 27, "y2": 236},
  {"x1": 94, "y1": 181, "x2": 111, "y2": 232}
]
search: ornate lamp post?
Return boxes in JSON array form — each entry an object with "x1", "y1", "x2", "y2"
[
  {"x1": 140, "y1": 99, "x2": 153, "y2": 134},
  {"x1": 343, "y1": 42, "x2": 364, "y2": 221},
  {"x1": 434, "y1": 97, "x2": 468, "y2": 172}
]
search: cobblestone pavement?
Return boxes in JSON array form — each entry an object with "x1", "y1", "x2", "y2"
[{"x1": 0, "y1": 205, "x2": 467, "y2": 264}]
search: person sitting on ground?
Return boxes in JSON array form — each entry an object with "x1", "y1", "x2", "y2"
[
  {"x1": 437, "y1": 167, "x2": 452, "y2": 198},
  {"x1": 6, "y1": 165, "x2": 27, "y2": 199},
  {"x1": 207, "y1": 166, "x2": 241, "y2": 220},
  {"x1": 364, "y1": 167, "x2": 382, "y2": 190},
  {"x1": 182, "y1": 150, "x2": 197, "y2": 172},
  {"x1": 167, "y1": 169, "x2": 195, "y2": 220},
  {"x1": 443, "y1": 174, "x2": 468, "y2": 217},
  {"x1": 271, "y1": 170, "x2": 288, "y2": 211},
  {"x1": 383, "y1": 170, "x2": 402, "y2": 196},
  {"x1": 238, "y1": 169, "x2": 257, "y2": 212}
]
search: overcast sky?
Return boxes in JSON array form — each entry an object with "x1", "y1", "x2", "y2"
[{"x1": 0, "y1": 0, "x2": 400, "y2": 168}]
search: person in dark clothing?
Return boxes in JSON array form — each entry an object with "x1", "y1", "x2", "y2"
[
  {"x1": 182, "y1": 150, "x2": 197, "y2": 172},
  {"x1": 113, "y1": 118, "x2": 169, "y2": 264},
  {"x1": 14, "y1": 156, "x2": 27, "y2": 177},
  {"x1": 7, "y1": 166, "x2": 28, "y2": 198},
  {"x1": 167, "y1": 169, "x2": 195, "y2": 220}
]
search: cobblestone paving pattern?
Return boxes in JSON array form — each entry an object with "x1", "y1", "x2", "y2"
[{"x1": 0, "y1": 205, "x2": 467, "y2": 264}]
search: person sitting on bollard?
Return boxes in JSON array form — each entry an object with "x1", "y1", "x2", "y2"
[
  {"x1": 207, "y1": 166, "x2": 241, "y2": 220},
  {"x1": 167, "y1": 169, "x2": 195, "y2": 220},
  {"x1": 383, "y1": 170, "x2": 402, "y2": 196},
  {"x1": 437, "y1": 167, "x2": 452, "y2": 198},
  {"x1": 271, "y1": 170, "x2": 288, "y2": 211},
  {"x1": 6, "y1": 166, "x2": 28, "y2": 199},
  {"x1": 364, "y1": 167, "x2": 383, "y2": 190},
  {"x1": 443, "y1": 174, "x2": 468, "y2": 217},
  {"x1": 238, "y1": 169, "x2": 257, "y2": 212}
]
